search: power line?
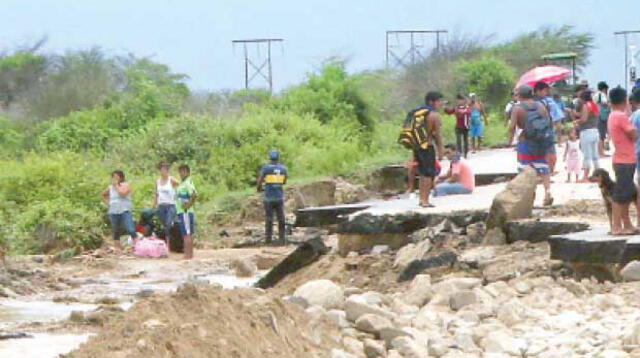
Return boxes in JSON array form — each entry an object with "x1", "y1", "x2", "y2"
[
  {"x1": 614, "y1": 30, "x2": 640, "y2": 90},
  {"x1": 385, "y1": 30, "x2": 448, "y2": 68},
  {"x1": 232, "y1": 38, "x2": 284, "y2": 93}
]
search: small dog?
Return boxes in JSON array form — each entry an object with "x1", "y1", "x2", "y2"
[{"x1": 589, "y1": 168, "x2": 639, "y2": 231}]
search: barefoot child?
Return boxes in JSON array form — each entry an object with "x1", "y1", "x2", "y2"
[{"x1": 563, "y1": 128, "x2": 581, "y2": 183}]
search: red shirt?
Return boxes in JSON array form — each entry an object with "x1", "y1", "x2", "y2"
[
  {"x1": 608, "y1": 110, "x2": 637, "y2": 164},
  {"x1": 448, "y1": 105, "x2": 471, "y2": 130}
]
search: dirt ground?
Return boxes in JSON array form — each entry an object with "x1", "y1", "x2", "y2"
[{"x1": 64, "y1": 285, "x2": 340, "y2": 358}]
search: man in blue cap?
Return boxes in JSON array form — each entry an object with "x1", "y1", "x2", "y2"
[{"x1": 257, "y1": 150, "x2": 288, "y2": 245}]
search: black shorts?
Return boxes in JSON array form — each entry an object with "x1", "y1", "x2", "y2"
[
  {"x1": 598, "y1": 120, "x2": 608, "y2": 140},
  {"x1": 415, "y1": 146, "x2": 437, "y2": 178},
  {"x1": 613, "y1": 163, "x2": 637, "y2": 204}
]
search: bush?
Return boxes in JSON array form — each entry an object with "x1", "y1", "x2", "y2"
[
  {"x1": 0, "y1": 153, "x2": 109, "y2": 253},
  {"x1": 456, "y1": 56, "x2": 516, "y2": 109},
  {"x1": 279, "y1": 61, "x2": 373, "y2": 132}
]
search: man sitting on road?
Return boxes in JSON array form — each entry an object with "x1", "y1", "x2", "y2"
[{"x1": 433, "y1": 144, "x2": 475, "y2": 197}]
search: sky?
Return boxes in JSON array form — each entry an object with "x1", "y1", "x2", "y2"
[{"x1": 2, "y1": 0, "x2": 639, "y2": 92}]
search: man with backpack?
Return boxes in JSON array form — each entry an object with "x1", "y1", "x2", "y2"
[
  {"x1": 508, "y1": 84, "x2": 554, "y2": 206},
  {"x1": 398, "y1": 91, "x2": 445, "y2": 207},
  {"x1": 534, "y1": 82, "x2": 563, "y2": 174},
  {"x1": 594, "y1": 81, "x2": 611, "y2": 157}
]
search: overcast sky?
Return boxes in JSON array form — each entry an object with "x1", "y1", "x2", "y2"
[{"x1": 3, "y1": 0, "x2": 639, "y2": 92}]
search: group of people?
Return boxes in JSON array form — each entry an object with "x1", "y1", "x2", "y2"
[
  {"x1": 510, "y1": 81, "x2": 640, "y2": 235},
  {"x1": 102, "y1": 150, "x2": 289, "y2": 257},
  {"x1": 102, "y1": 163, "x2": 197, "y2": 259}
]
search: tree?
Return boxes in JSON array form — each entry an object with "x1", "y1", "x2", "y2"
[
  {"x1": 0, "y1": 52, "x2": 47, "y2": 108},
  {"x1": 457, "y1": 56, "x2": 516, "y2": 109},
  {"x1": 492, "y1": 25, "x2": 594, "y2": 75}
]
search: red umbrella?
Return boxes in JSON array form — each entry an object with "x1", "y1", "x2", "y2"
[{"x1": 515, "y1": 65, "x2": 572, "y2": 89}]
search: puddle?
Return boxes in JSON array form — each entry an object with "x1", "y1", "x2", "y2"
[
  {"x1": 0, "y1": 270, "x2": 263, "y2": 356},
  {"x1": 0, "y1": 333, "x2": 92, "y2": 358},
  {"x1": 0, "y1": 300, "x2": 97, "y2": 328}
]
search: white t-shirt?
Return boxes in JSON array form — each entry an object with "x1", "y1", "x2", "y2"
[{"x1": 594, "y1": 91, "x2": 608, "y2": 105}]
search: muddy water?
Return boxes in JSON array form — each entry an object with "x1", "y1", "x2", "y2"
[{"x1": 0, "y1": 270, "x2": 262, "y2": 358}]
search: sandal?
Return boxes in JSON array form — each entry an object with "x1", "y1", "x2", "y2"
[
  {"x1": 543, "y1": 196, "x2": 554, "y2": 207},
  {"x1": 419, "y1": 203, "x2": 435, "y2": 208}
]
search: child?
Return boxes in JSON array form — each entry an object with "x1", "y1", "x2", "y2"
[{"x1": 564, "y1": 128, "x2": 581, "y2": 183}]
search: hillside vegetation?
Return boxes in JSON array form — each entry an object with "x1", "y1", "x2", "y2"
[{"x1": 0, "y1": 26, "x2": 593, "y2": 254}]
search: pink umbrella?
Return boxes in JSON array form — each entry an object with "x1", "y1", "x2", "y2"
[{"x1": 515, "y1": 65, "x2": 572, "y2": 89}]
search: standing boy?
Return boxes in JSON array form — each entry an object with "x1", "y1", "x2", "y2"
[
  {"x1": 607, "y1": 87, "x2": 638, "y2": 235},
  {"x1": 176, "y1": 164, "x2": 197, "y2": 259}
]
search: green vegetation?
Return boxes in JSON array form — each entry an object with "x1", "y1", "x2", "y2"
[{"x1": 0, "y1": 26, "x2": 593, "y2": 254}]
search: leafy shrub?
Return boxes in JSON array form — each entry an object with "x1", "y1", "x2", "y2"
[
  {"x1": 456, "y1": 56, "x2": 516, "y2": 108},
  {"x1": 0, "y1": 153, "x2": 109, "y2": 253},
  {"x1": 279, "y1": 61, "x2": 373, "y2": 132}
]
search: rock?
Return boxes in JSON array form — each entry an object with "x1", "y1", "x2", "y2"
[
  {"x1": 305, "y1": 305, "x2": 327, "y2": 321},
  {"x1": 284, "y1": 295, "x2": 310, "y2": 308},
  {"x1": 69, "y1": 311, "x2": 85, "y2": 323},
  {"x1": 624, "y1": 322, "x2": 640, "y2": 345},
  {"x1": 379, "y1": 327, "x2": 413, "y2": 346},
  {"x1": 496, "y1": 301, "x2": 524, "y2": 327},
  {"x1": 326, "y1": 309, "x2": 350, "y2": 328},
  {"x1": 364, "y1": 339, "x2": 386, "y2": 358},
  {"x1": 449, "y1": 290, "x2": 477, "y2": 311},
  {"x1": 345, "y1": 295, "x2": 395, "y2": 322},
  {"x1": 331, "y1": 348, "x2": 358, "y2": 358},
  {"x1": 600, "y1": 350, "x2": 630, "y2": 358},
  {"x1": 465, "y1": 222, "x2": 486, "y2": 244},
  {"x1": 371, "y1": 245, "x2": 390, "y2": 255},
  {"x1": 459, "y1": 246, "x2": 496, "y2": 269},
  {"x1": 386, "y1": 350, "x2": 403, "y2": 358},
  {"x1": 397, "y1": 251, "x2": 457, "y2": 282},
  {"x1": 230, "y1": 257, "x2": 258, "y2": 278},
  {"x1": 343, "y1": 336, "x2": 365, "y2": 356},
  {"x1": 484, "y1": 166, "x2": 537, "y2": 242},
  {"x1": 481, "y1": 330, "x2": 527, "y2": 355},
  {"x1": 335, "y1": 178, "x2": 370, "y2": 205},
  {"x1": 293, "y1": 279, "x2": 344, "y2": 309},
  {"x1": 622, "y1": 261, "x2": 640, "y2": 282},
  {"x1": 431, "y1": 277, "x2": 482, "y2": 298},
  {"x1": 401, "y1": 274, "x2": 433, "y2": 307},
  {"x1": 390, "y1": 336, "x2": 430, "y2": 358},
  {"x1": 455, "y1": 328, "x2": 480, "y2": 353},
  {"x1": 483, "y1": 227, "x2": 507, "y2": 245},
  {"x1": 255, "y1": 238, "x2": 328, "y2": 289},
  {"x1": 355, "y1": 314, "x2": 394, "y2": 337},
  {"x1": 393, "y1": 240, "x2": 432, "y2": 270}
]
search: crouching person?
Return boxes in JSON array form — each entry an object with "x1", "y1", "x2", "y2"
[
  {"x1": 257, "y1": 150, "x2": 288, "y2": 245},
  {"x1": 434, "y1": 144, "x2": 475, "y2": 197}
]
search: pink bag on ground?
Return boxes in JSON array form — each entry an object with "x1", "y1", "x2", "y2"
[{"x1": 134, "y1": 237, "x2": 168, "y2": 258}]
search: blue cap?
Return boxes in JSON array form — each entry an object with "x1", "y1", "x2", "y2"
[{"x1": 269, "y1": 150, "x2": 280, "y2": 161}]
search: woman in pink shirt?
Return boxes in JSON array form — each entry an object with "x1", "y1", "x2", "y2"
[
  {"x1": 434, "y1": 144, "x2": 475, "y2": 197},
  {"x1": 607, "y1": 87, "x2": 638, "y2": 235}
]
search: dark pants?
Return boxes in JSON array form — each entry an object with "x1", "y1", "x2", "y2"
[
  {"x1": 264, "y1": 201, "x2": 285, "y2": 243},
  {"x1": 156, "y1": 204, "x2": 176, "y2": 240},
  {"x1": 109, "y1": 211, "x2": 136, "y2": 241},
  {"x1": 455, "y1": 127, "x2": 469, "y2": 157}
]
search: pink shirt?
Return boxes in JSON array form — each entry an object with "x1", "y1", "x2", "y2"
[
  {"x1": 608, "y1": 110, "x2": 637, "y2": 164},
  {"x1": 452, "y1": 158, "x2": 475, "y2": 191}
]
